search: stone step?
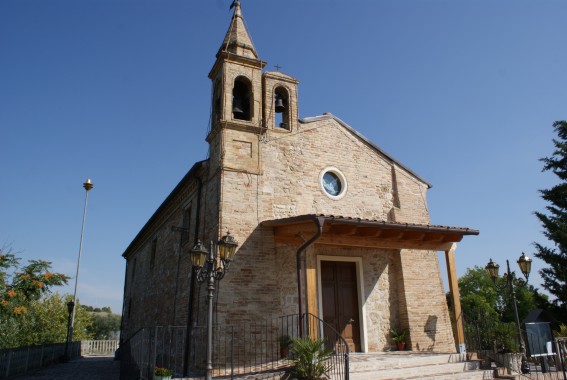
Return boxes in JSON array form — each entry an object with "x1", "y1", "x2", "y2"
[
  {"x1": 349, "y1": 352, "x2": 490, "y2": 380},
  {"x1": 399, "y1": 369, "x2": 494, "y2": 380},
  {"x1": 349, "y1": 352, "x2": 465, "y2": 372}
]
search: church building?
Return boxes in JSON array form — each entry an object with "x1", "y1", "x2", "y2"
[{"x1": 120, "y1": 2, "x2": 478, "y2": 376}]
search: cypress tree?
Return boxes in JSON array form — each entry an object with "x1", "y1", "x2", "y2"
[{"x1": 534, "y1": 120, "x2": 567, "y2": 319}]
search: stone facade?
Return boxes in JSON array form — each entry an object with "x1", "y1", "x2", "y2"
[{"x1": 121, "y1": 3, "x2": 476, "y2": 357}]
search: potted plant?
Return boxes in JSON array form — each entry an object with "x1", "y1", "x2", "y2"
[
  {"x1": 154, "y1": 366, "x2": 173, "y2": 380},
  {"x1": 278, "y1": 335, "x2": 293, "y2": 358},
  {"x1": 390, "y1": 327, "x2": 407, "y2": 351},
  {"x1": 290, "y1": 337, "x2": 333, "y2": 380}
]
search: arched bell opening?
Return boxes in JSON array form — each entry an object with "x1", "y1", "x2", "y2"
[
  {"x1": 232, "y1": 76, "x2": 252, "y2": 121},
  {"x1": 274, "y1": 86, "x2": 290, "y2": 129}
]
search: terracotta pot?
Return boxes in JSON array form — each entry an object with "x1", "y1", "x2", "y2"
[
  {"x1": 396, "y1": 342, "x2": 406, "y2": 351},
  {"x1": 280, "y1": 346, "x2": 289, "y2": 358}
]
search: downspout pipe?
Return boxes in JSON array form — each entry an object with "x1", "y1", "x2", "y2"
[{"x1": 296, "y1": 216, "x2": 325, "y2": 336}]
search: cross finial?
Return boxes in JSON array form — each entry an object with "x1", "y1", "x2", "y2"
[
  {"x1": 274, "y1": 64, "x2": 281, "y2": 72},
  {"x1": 230, "y1": 0, "x2": 240, "y2": 10}
]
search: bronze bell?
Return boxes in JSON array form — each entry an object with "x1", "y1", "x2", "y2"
[
  {"x1": 275, "y1": 96, "x2": 286, "y2": 113},
  {"x1": 233, "y1": 98, "x2": 245, "y2": 118}
]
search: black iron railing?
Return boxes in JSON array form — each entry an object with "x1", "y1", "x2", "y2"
[
  {"x1": 120, "y1": 313, "x2": 349, "y2": 380},
  {"x1": 463, "y1": 314, "x2": 567, "y2": 380}
]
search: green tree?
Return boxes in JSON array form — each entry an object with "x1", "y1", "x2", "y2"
[
  {"x1": 458, "y1": 266, "x2": 499, "y2": 320},
  {"x1": 0, "y1": 293, "x2": 93, "y2": 349},
  {"x1": 458, "y1": 266, "x2": 548, "y2": 322},
  {"x1": 534, "y1": 120, "x2": 567, "y2": 321},
  {"x1": 89, "y1": 312, "x2": 121, "y2": 340},
  {"x1": 454, "y1": 266, "x2": 550, "y2": 351},
  {"x1": 0, "y1": 246, "x2": 69, "y2": 316}
]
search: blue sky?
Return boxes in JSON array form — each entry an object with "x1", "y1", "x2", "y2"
[{"x1": 1, "y1": 0, "x2": 566, "y2": 314}]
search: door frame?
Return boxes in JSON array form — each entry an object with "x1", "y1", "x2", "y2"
[{"x1": 316, "y1": 255, "x2": 368, "y2": 353}]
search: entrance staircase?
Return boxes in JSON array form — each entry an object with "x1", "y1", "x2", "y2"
[{"x1": 349, "y1": 352, "x2": 493, "y2": 380}]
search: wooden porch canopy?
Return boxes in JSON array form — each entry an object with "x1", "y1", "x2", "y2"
[
  {"x1": 263, "y1": 214, "x2": 478, "y2": 251},
  {"x1": 262, "y1": 214, "x2": 479, "y2": 353}
]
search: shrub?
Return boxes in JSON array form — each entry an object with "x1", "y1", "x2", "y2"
[{"x1": 291, "y1": 337, "x2": 333, "y2": 380}]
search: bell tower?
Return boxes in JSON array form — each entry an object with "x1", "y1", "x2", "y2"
[{"x1": 207, "y1": 1, "x2": 266, "y2": 174}]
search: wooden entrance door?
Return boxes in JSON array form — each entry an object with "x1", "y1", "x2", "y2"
[{"x1": 321, "y1": 261, "x2": 361, "y2": 352}]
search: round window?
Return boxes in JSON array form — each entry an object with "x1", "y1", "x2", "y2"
[{"x1": 320, "y1": 167, "x2": 347, "y2": 200}]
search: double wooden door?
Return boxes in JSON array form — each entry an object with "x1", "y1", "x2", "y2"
[{"x1": 321, "y1": 261, "x2": 361, "y2": 352}]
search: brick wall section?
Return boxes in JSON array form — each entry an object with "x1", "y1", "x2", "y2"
[{"x1": 398, "y1": 249, "x2": 455, "y2": 352}]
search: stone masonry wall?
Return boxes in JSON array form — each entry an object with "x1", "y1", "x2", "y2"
[{"x1": 257, "y1": 117, "x2": 430, "y2": 222}]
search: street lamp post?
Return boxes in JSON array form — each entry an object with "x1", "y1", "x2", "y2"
[
  {"x1": 64, "y1": 300, "x2": 75, "y2": 361},
  {"x1": 68, "y1": 179, "x2": 93, "y2": 350},
  {"x1": 485, "y1": 252, "x2": 532, "y2": 374},
  {"x1": 189, "y1": 231, "x2": 238, "y2": 380}
]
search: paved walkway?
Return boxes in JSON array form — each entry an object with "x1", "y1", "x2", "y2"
[{"x1": 11, "y1": 356, "x2": 119, "y2": 380}]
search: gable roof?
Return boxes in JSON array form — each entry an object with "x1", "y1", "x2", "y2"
[{"x1": 300, "y1": 113, "x2": 432, "y2": 188}]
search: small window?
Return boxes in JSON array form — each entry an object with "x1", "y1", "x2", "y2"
[
  {"x1": 320, "y1": 167, "x2": 348, "y2": 200},
  {"x1": 128, "y1": 298, "x2": 132, "y2": 319},
  {"x1": 131, "y1": 259, "x2": 137, "y2": 280},
  {"x1": 181, "y1": 207, "x2": 192, "y2": 246},
  {"x1": 150, "y1": 238, "x2": 157, "y2": 269}
]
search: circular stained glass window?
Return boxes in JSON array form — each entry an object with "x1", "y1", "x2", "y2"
[
  {"x1": 320, "y1": 167, "x2": 347, "y2": 200},
  {"x1": 322, "y1": 172, "x2": 341, "y2": 196}
]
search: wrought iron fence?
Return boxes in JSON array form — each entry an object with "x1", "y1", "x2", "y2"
[
  {"x1": 463, "y1": 315, "x2": 566, "y2": 380},
  {"x1": 120, "y1": 313, "x2": 349, "y2": 380},
  {"x1": 463, "y1": 313, "x2": 520, "y2": 352}
]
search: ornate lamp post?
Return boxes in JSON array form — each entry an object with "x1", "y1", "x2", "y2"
[
  {"x1": 69, "y1": 179, "x2": 93, "y2": 349},
  {"x1": 190, "y1": 231, "x2": 238, "y2": 380},
  {"x1": 64, "y1": 300, "x2": 75, "y2": 361},
  {"x1": 485, "y1": 252, "x2": 532, "y2": 374}
]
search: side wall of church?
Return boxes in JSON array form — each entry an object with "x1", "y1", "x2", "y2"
[{"x1": 122, "y1": 175, "x2": 207, "y2": 339}]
